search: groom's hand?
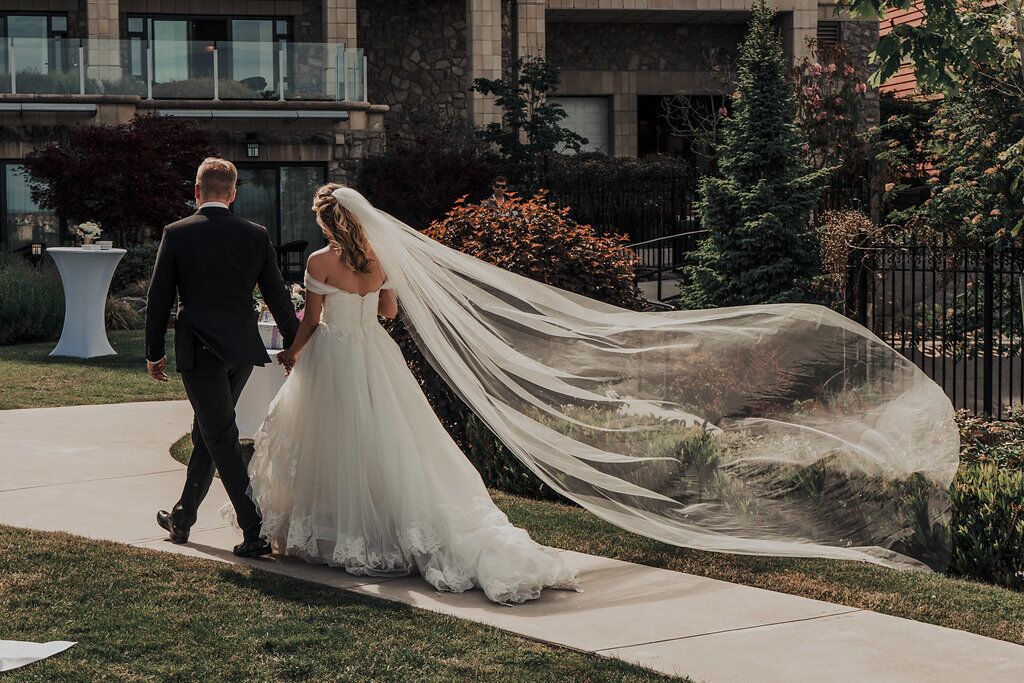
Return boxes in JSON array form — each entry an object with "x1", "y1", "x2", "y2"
[{"x1": 147, "y1": 357, "x2": 169, "y2": 382}]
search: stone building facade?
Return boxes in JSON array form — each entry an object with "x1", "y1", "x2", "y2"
[
  {"x1": 354, "y1": 0, "x2": 877, "y2": 158},
  {"x1": 0, "y1": 0, "x2": 877, "y2": 252}
]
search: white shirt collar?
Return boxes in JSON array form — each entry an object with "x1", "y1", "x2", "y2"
[{"x1": 199, "y1": 201, "x2": 229, "y2": 210}]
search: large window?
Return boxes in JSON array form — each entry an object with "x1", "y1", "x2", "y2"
[
  {"x1": 2, "y1": 163, "x2": 60, "y2": 252},
  {"x1": 127, "y1": 15, "x2": 290, "y2": 94},
  {"x1": 0, "y1": 13, "x2": 70, "y2": 80},
  {"x1": 234, "y1": 165, "x2": 327, "y2": 260}
]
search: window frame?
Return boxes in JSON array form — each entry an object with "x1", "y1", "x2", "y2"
[
  {"x1": 126, "y1": 13, "x2": 292, "y2": 83},
  {"x1": 234, "y1": 161, "x2": 327, "y2": 249},
  {"x1": 0, "y1": 161, "x2": 64, "y2": 252}
]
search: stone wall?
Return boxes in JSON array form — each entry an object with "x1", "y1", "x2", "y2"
[
  {"x1": 358, "y1": 0, "x2": 468, "y2": 123},
  {"x1": 546, "y1": 21, "x2": 747, "y2": 72},
  {"x1": 295, "y1": 0, "x2": 325, "y2": 43},
  {"x1": 839, "y1": 20, "x2": 880, "y2": 124}
]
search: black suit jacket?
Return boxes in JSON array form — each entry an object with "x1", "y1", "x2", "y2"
[{"x1": 145, "y1": 206, "x2": 300, "y2": 371}]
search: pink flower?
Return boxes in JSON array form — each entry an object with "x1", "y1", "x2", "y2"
[
  {"x1": 844, "y1": 65, "x2": 855, "y2": 76},
  {"x1": 718, "y1": 106, "x2": 728, "y2": 116},
  {"x1": 811, "y1": 63, "x2": 823, "y2": 75},
  {"x1": 827, "y1": 63, "x2": 837, "y2": 73},
  {"x1": 855, "y1": 82, "x2": 867, "y2": 94},
  {"x1": 802, "y1": 143, "x2": 811, "y2": 153}
]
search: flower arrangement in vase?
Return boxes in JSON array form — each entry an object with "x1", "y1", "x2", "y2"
[{"x1": 72, "y1": 221, "x2": 103, "y2": 246}]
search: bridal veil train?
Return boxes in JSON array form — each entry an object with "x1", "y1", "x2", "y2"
[{"x1": 271, "y1": 187, "x2": 959, "y2": 575}]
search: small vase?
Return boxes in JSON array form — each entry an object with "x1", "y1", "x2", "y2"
[{"x1": 82, "y1": 236, "x2": 94, "y2": 246}]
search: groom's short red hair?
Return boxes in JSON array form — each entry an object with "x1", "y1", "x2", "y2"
[{"x1": 196, "y1": 157, "x2": 237, "y2": 198}]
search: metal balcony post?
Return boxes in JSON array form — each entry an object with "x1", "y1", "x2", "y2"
[
  {"x1": 362, "y1": 54, "x2": 368, "y2": 102},
  {"x1": 78, "y1": 43, "x2": 85, "y2": 94},
  {"x1": 278, "y1": 42, "x2": 285, "y2": 101},
  {"x1": 9, "y1": 38, "x2": 16, "y2": 95},
  {"x1": 212, "y1": 47, "x2": 219, "y2": 101},
  {"x1": 146, "y1": 46, "x2": 153, "y2": 100}
]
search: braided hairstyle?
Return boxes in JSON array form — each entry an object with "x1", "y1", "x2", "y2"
[{"x1": 312, "y1": 183, "x2": 374, "y2": 273}]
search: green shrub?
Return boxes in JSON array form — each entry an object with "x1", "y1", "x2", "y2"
[
  {"x1": 0, "y1": 254, "x2": 64, "y2": 345},
  {"x1": 105, "y1": 295, "x2": 143, "y2": 331},
  {"x1": 111, "y1": 244, "x2": 158, "y2": 296},
  {"x1": 949, "y1": 464, "x2": 1024, "y2": 589}
]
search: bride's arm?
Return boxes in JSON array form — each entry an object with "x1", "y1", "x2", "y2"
[
  {"x1": 279, "y1": 291, "x2": 322, "y2": 371},
  {"x1": 378, "y1": 289, "x2": 398, "y2": 319}
]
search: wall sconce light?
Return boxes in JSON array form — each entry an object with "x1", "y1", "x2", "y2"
[
  {"x1": 31, "y1": 242, "x2": 43, "y2": 257},
  {"x1": 247, "y1": 141, "x2": 260, "y2": 158}
]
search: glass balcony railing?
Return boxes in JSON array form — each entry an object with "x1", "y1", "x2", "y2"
[{"x1": 0, "y1": 37, "x2": 367, "y2": 102}]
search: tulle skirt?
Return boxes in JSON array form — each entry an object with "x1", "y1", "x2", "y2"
[{"x1": 245, "y1": 323, "x2": 580, "y2": 604}]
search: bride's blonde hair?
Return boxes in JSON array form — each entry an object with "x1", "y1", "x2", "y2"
[{"x1": 312, "y1": 183, "x2": 374, "y2": 273}]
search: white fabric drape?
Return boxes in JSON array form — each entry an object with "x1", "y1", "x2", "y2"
[
  {"x1": 333, "y1": 187, "x2": 960, "y2": 571},
  {"x1": 0, "y1": 640, "x2": 76, "y2": 672}
]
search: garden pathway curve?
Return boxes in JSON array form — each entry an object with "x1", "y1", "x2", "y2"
[{"x1": 1, "y1": 400, "x2": 1022, "y2": 682}]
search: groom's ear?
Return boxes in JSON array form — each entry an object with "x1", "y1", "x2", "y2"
[{"x1": 194, "y1": 184, "x2": 201, "y2": 203}]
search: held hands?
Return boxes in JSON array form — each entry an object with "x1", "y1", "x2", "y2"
[
  {"x1": 277, "y1": 347, "x2": 298, "y2": 375},
  {"x1": 147, "y1": 357, "x2": 169, "y2": 382}
]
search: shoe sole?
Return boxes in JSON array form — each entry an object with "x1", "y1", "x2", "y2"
[{"x1": 234, "y1": 546, "x2": 272, "y2": 559}]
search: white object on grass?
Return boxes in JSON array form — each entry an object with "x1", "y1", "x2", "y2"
[{"x1": 0, "y1": 640, "x2": 76, "y2": 672}]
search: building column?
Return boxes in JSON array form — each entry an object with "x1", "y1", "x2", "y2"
[
  {"x1": 324, "y1": 0, "x2": 360, "y2": 101},
  {"x1": 467, "y1": 0, "x2": 503, "y2": 127},
  {"x1": 515, "y1": 0, "x2": 545, "y2": 60},
  {"x1": 86, "y1": 0, "x2": 121, "y2": 81},
  {"x1": 324, "y1": 0, "x2": 358, "y2": 47},
  {"x1": 612, "y1": 71, "x2": 638, "y2": 158},
  {"x1": 780, "y1": 8, "x2": 816, "y2": 65}
]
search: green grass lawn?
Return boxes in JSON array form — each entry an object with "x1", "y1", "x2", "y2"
[
  {"x1": 0, "y1": 525, "x2": 670, "y2": 683},
  {"x1": 0, "y1": 330, "x2": 186, "y2": 410},
  {"x1": 171, "y1": 433, "x2": 1024, "y2": 647}
]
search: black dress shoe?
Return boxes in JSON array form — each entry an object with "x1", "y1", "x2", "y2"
[
  {"x1": 233, "y1": 537, "x2": 272, "y2": 558},
  {"x1": 156, "y1": 510, "x2": 189, "y2": 544}
]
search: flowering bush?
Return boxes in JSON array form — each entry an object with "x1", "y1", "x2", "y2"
[
  {"x1": 891, "y1": 63, "x2": 1024, "y2": 244},
  {"x1": 424, "y1": 192, "x2": 645, "y2": 309},
  {"x1": 793, "y1": 41, "x2": 870, "y2": 180}
]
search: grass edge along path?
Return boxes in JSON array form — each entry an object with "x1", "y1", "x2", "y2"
[
  {"x1": 0, "y1": 525, "x2": 677, "y2": 682},
  {"x1": 170, "y1": 434, "x2": 1024, "y2": 648}
]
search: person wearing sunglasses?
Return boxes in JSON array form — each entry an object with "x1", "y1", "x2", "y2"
[{"x1": 483, "y1": 176, "x2": 509, "y2": 208}]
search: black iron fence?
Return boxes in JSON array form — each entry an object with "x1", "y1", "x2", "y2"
[
  {"x1": 631, "y1": 230, "x2": 709, "y2": 304},
  {"x1": 846, "y1": 239, "x2": 1024, "y2": 417},
  {"x1": 542, "y1": 173, "x2": 699, "y2": 243}
]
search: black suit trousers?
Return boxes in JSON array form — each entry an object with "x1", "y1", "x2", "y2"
[{"x1": 172, "y1": 343, "x2": 260, "y2": 539}]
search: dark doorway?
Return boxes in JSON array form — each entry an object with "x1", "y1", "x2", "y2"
[
  {"x1": 191, "y1": 19, "x2": 228, "y2": 80},
  {"x1": 638, "y1": 95, "x2": 729, "y2": 175}
]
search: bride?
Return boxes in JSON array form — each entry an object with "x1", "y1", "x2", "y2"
[
  {"x1": 241, "y1": 183, "x2": 959, "y2": 604},
  {"x1": 245, "y1": 184, "x2": 580, "y2": 604}
]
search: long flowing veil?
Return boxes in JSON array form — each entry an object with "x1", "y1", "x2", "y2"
[{"x1": 333, "y1": 187, "x2": 959, "y2": 571}]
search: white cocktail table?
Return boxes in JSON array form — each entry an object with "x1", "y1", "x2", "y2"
[
  {"x1": 236, "y1": 349, "x2": 287, "y2": 439},
  {"x1": 47, "y1": 247, "x2": 127, "y2": 358}
]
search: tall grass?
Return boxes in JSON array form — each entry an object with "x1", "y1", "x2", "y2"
[{"x1": 0, "y1": 254, "x2": 64, "y2": 345}]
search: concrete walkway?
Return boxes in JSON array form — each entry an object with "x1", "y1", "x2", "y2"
[{"x1": 1, "y1": 401, "x2": 1022, "y2": 682}]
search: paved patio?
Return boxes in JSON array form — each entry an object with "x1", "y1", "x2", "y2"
[{"x1": 1, "y1": 400, "x2": 1022, "y2": 681}]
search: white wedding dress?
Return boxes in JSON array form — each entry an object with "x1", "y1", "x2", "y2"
[{"x1": 244, "y1": 271, "x2": 580, "y2": 604}]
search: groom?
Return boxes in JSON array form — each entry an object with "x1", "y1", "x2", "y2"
[{"x1": 145, "y1": 157, "x2": 299, "y2": 557}]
